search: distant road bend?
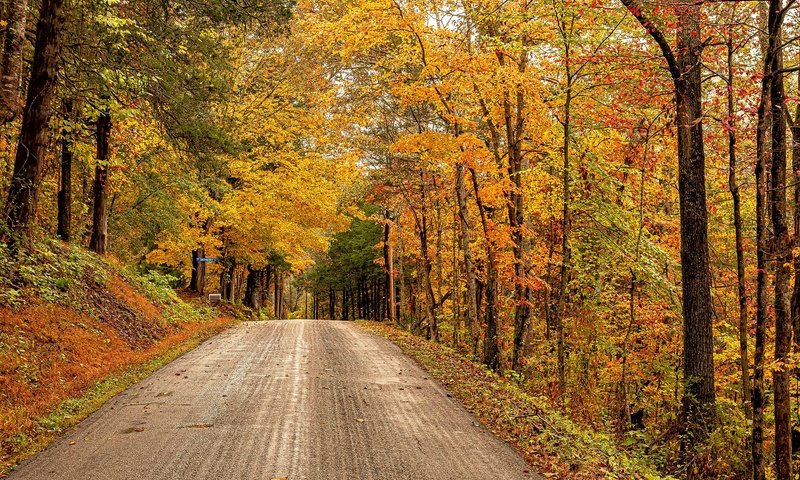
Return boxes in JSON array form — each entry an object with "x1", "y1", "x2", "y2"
[{"x1": 9, "y1": 320, "x2": 538, "y2": 480}]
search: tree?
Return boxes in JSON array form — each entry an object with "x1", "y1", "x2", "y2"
[
  {"x1": 0, "y1": 0, "x2": 27, "y2": 123},
  {"x1": 3, "y1": 0, "x2": 66, "y2": 243},
  {"x1": 619, "y1": 0, "x2": 716, "y2": 461}
]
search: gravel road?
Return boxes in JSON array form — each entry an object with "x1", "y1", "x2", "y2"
[{"x1": 8, "y1": 320, "x2": 538, "y2": 480}]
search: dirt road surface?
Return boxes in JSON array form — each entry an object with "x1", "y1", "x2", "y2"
[{"x1": 8, "y1": 320, "x2": 538, "y2": 479}]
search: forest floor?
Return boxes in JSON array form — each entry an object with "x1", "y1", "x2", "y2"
[
  {"x1": 357, "y1": 321, "x2": 669, "y2": 480},
  {"x1": 0, "y1": 240, "x2": 237, "y2": 477}
]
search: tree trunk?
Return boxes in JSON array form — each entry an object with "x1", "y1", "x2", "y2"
[
  {"x1": 342, "y1": 287, "x2": 348, "y2": 321},
  {"x1": 384, "y1": 216, "x2": 396, "y2": 323},
  {"x1": 0, "y1": 0, "x2": 27, "y2": 123},
  {"x1": 619, "y1": 125, "x2": 650, "y2": 434},
  {"x1": 501, "y1": 66, "x2": 532, "y2": 373},
  {"x1": 620, "y1": 0, "x2": 716, "y2": 461},
  {"x1": 190, "y1": 250, "x2": 200, "y2": 290},
  {"x1": 189, "y1": 248, "x2": 206, "y2": 293},
  {"x1": 726, "y1": 32, "x2": 751, "y2": 421},
  {"x1": 244, "y1": 266, "x2": 260, "y2": 310},
  {"x1": 222, "y1": 258, "x2": 236, "y2": 302},
  {"x1": 89, "y1": 109, "x2": 111, "y2": 254},
  {"x1": 767, "y1": 2, "x2": 792, "y2": 475},
  {"x1": 456, "y1": 161, "x2": 479, "y2": 358},
  {"x1": 675, "y1": 6, "x2": 716, "y2": 459},
  {"x1": 329, "y1": 286, "x2": 335, "y2": 320},
  {"x1": 261, "y1": 265, "x2": 271, "y2": 307},
  {"x1": 750, "y1": 7, "x2": 774, "y2": 479},
  {"x1": 471, "y1": 168, "x2": 499, "y2": 370},
  {"x1": 398, "y1": 219, "x2": 407, "y2": 326},
  {"x1": 417, "y1": 172, "x2": 439, "y2": 341},
  {"x1": 57, "y1": 99, "x2": 74, "y2": 241},
  {"x1": 554, "y1": 61, "x2": 572, "y2": 393},
  {"x1": 350, "y1": 285, "x2": 356, "y2": 321},
  {"x1": 752, "y1": 88, "x2": 769, "y2": 480},
  {"x1": 3, "y1": 0, "x2": 65, "y2": 243},
  {"x1": 274, "y1": 270, "x2": 281, "y2": 319}
]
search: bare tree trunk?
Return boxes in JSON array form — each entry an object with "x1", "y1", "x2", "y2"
[
  {"x1": 329, "y1": 286, "x2": 334, "y2": 320},
  {"x1": 674, "y1": 6, "x2": 716, "y2": 461},
  {"x1": 3, "y1": 0, "x2": 65, "y2": 243},
  {"x1": 620, "y1": 0, "x2": 716, "y2": 461},
  {"x1": 456, "y1": 162, "x2": 479, "y2": 357},
  {"x1": 471, "y1": 168, "x2": 499, "y2": 369},
  {"x1": 555, "y1": 63, "x2": 572, "y2": 393},
  {"x1": 417, "y1": 171, "x2": 439, "y2": 341},
  {"x1": 725, "y1": 32, "x2": 751, "y2": 421},
  {"x1": 0, "y1": 0, "x2": 27, "y2": 123},
  {"x1": 89, "y1": 109, "x2": 111, "y2": 254},
  {"x1": 384, "y1": 214, "x2": 396, "y2": 323},
  {"x1": 57, "y1": 99, "x2": 74, "y2": 241},
  {"x1": 398, "y1": 219, "x2": 408, "y2": 326},
  {"x1": 274, "y1": 270, "x2": 281, "y2": 319},
  {"x1": 244, "y1": 265, "x2": 261, "y2": 310},
  {"x1": 790, "y1": 69, "x2": 800, "y2": 451},
  {"x1": 751, "y1": 8, "x2": 772, "y2": 480},
  {"x1": 619, "y1": 125, "x2": 649, "y2": 433},
  {"x1": 767, "y1": 2, "x2": 792, "y2": 475}
]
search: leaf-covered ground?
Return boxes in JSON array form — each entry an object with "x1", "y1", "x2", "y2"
[{"x1": 358, "y1": 321, "x2": 670, "y2": 480}]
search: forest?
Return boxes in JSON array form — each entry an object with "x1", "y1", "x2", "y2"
[{"x1": 2, "y1": 0, "x2": 800, "y2": 478}]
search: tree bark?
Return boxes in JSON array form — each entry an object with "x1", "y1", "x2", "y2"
[
  {"x1": 752, "y1": 25, "x2": 771, "y2": 480},
  {"x1": 555, "y1": 56, "x2": 572, "y2": 393},
  {"x1": 57, "y1": 99, "x2": 74, "y2": 241},
  {"x1": 398, "y1": 219, "x2": 408, "y2": 326},
  {"x1": 0, "y1": 0, "x2": 27, "y2": 123},
  {"x1": 274, "y1": 270, "x2": 281, "y2": 319},
  {"x1": 384, "y1": 215, "x2": 396, "y2": 323},
  {"x1": 674, "y1": 5, "x2": 716, "y2": 459},
  {"x1": 89, "y1": 109, "x2": 111, "y2": 254},
  {"x1": 456, "y1": 162, "x2": 479, "y2": 357},
  {"x1": 471, "y1": 168, "x2": 499, "y2": 370},
  {"x1": 497, "y1": 47, "x2": 532, "y2": 372},
  {"x1": 416, "y1": 171, "x2": 439, "y2": 341},
  {"x1": 767, "y1": 2, "x2": 792, "y2": 476},
  {"x1": 329, "y1": 286, "x2": 335, "y2": 320},
  {"x1": 3, "y1": 0, "x2": 65, "y2": 243},
  {"x1": 725, "y1": 32, "x2": 751, "y2": 421},
  {"x1": 619, "y1": 0, "x2": 716, "y2": 461},
  {"x1": 244, "y1": 265, "x2": 261, "y2": 310}
]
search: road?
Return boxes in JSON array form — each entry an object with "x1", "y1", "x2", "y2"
[{"x1": 8, "y1": 320, "x2": 538, "y2": 480}]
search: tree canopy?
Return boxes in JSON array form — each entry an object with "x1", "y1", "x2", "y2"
[{"x1": 4, "y1": 0, "x2": 800, "y2": 477}]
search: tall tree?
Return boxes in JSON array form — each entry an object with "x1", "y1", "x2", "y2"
[
  {"x1": 57, "y1": 99, "x2": 74, "y2": 241},
  {"x1": 765, "y1": 0, "x2": 791, "y2": 475},
  {"x1": 3, "y1": 0, "x2": 66, "y2": 242},
  {"x1": 619, "y1": 0, "x2": 716, "y2": 462},
  {"x1": 89, "y1": 107, "x2": 110, "y2": 254}
]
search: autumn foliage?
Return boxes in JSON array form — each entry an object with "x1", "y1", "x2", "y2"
[{"x1": 1, "y1": 0, "x2": 800, "y2": 478}]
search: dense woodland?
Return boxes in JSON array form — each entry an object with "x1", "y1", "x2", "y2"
[{"x1": 5, "y1": 0, "x2": 800, "y2": 477}]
